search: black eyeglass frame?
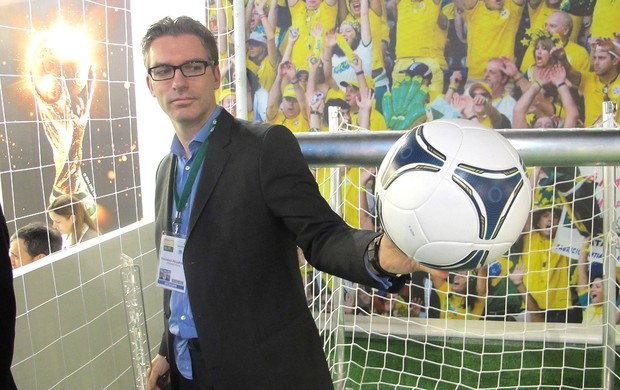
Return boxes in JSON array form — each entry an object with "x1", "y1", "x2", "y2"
[{"x1": 147, "y1": 60, "x2": 217, "y2": 81}]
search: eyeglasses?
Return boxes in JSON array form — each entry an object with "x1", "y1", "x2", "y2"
[
  {"x1": 148, "y1": 60, "x2": 217, "y2": 81},
  {"x1": 472, "y1": 93, "x2": 492, "y2": 100}
]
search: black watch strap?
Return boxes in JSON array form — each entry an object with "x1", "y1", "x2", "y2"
[{"x1": 368, "y1": 235, "x2": 402, "y2": 278}]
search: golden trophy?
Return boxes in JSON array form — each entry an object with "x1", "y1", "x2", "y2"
[{"x1": 29, "y1": 25, "x2": 96, "y2": 217}]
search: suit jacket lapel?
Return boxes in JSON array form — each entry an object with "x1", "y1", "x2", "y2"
[
  {"x1": 186, "y1": 110, "x2": 233, "y2": 237},
  {"x1": 156, "y1": 153, "x2": 176, "y2": 234}
]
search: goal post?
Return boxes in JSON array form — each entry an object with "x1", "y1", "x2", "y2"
[{"x1": 295, "y1": 103, "x2": 620, "y2": 389}]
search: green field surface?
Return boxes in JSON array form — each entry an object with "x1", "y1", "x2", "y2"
[{"x1": 334, "y1": 336, "x2": 620, "y2": 389}]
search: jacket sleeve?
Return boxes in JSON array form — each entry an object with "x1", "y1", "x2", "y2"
[{"x1": 258, "y1": 125, "x2": 408, "y2": 291}]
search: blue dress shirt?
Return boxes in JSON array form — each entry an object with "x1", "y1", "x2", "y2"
[{"x1": 168, "y1": 106, "x2": 221, "y2": 379}]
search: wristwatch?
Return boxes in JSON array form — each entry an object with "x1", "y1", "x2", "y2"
[{"x1": 367, "y1": 235, "x2": 402, "y2": 278}]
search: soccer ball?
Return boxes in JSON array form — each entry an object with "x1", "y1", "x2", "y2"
[{"x1": 375, "y1": 119, "x2": 531, "y2": 271}]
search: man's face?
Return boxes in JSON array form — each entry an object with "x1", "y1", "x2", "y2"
[
  {"x1": 281, "y1": 97, "x2": 300, "y2": 118},
  {"x1": 545, "y1": 13, "x2": 568, "y2": 38},
  {"x1": 592, "y1": 48, "x2": 618, "y2": 77},
  {"x1": 484, "y1": 61, "x2": 506, "y2": 90},
  {"x1": 9, "y1": 238, "x2": 35, "y2": 269},
  {"x1": 344, "y1": 86, "x2": 360, "y2": 109},
  {"x1": 146, "y1": 34, "x2": 221, "y2": 133}
]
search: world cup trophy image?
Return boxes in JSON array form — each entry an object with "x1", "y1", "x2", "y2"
[{"x1": 29, "y1": 23, "x2": 97, "y2": 218}]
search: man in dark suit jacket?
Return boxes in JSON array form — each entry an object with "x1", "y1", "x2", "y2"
[
  {"x1": 0, "y1": 203, "x2": 17, "y2": 390},
  {"x1": 143, "y1": 16, "x2": 420, "y2": 390}
]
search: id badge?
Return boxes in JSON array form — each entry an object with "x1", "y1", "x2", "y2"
[{"x1": 157, "y1": 232, "x2": 187, "y2": 293}]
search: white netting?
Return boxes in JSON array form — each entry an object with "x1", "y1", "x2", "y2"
[{"x1": 303, "y1": 109, "x2": 620, "y2": 389}]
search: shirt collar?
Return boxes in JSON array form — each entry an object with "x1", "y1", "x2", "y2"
[{"x1": 170, "y1": 106, "x2": 223, "y2": 158}]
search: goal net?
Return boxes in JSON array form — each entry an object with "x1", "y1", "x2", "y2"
[
  {"x1": 203, "y1": 1, "x2": 620, "y2": 387},
  {"x1": 298, "y1": 107, "x2": 620, "y2": 390}
]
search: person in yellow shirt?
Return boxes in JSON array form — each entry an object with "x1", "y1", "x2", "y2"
[
  {"x1": 218, "y1": 88, "x2": 237, "y2": 118},
  {"x1": 340, "y1": 0, "x2": 391, "y2": 112},
  {"x1": 245, "y1": 29, "x2": 278, "y2": 92},
  {"x1": 526, "y1": 0, "x2": 582, "y2": 44},
  {"x1": 480, "y1": 58, "x2": 518, "y2": 125},
  {"x1": 576, "y1": 238, "x2": 606, "y2": 325},
  {"x1": 308, "y1": 86, "x2": 376, "y2": 229},
  {"x1": 512, "y1": 64, "x2": 581, "y2": 129},
  {"x1": 304, "y1": 46, "x2": 347, "y2": 116},
  {"x1": 518, "y1": 207, "x2": 573, "y2": 322},
  {"x1": 565, "y1": 38, "x2": 620, "y2": 126},
  {"x1": 322, "y1": 0, "x2": 373, "y2": 90},
  {"x1": 589, "y1": 0, "x2": 620, "y2": 41},
  {"x1": 458, "y1": 0, "x2": 525, "y2": 83},
  {"x1": 521, "y1": 34, "x2": 562, "y2": 83},
  {"x1": 442, "y1": 266, "x2": 488, "y2": 320},
  {"x1": 286, "y1": 0, "x2": 338, "y2": 72},
  {"x1": 266, "y1": 62, "x2": 309, "y2": 132},
  {"x1": 208, "y1": 0, "x2": 234, "y2": 52},
  {"x1": 246, "y1": 0, "x2": 281, "y2": 47},
  {"x1": 339, "y1": 57, "x2": 387, "y2": 130},
  {"x1": 520, "y1": 11, "x2": 590, "y2": 75},
  {"x1": 447, "y1": 81, "x2": 510, "y2": 128},
  {"x1": 391, "y1": 0, "x2": 447, "y2": 102},
  {"x1": 340, "y1": 78, "x2": 387, "y2": 130},
  {"x1": 446, "y1": 63, "x2": 516, "y2": 122},
  {"x1": 308, "y1": 97, "x2": 351, "y2": 132}
]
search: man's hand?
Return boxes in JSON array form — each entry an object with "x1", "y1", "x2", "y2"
[
  {"x1": 147, "y1": 354, "x2": 170, "y2": 390},
  {"x1": 377, "y1": 235, "x2": 448, "y2": 278},
  {"x1": 376, "y1": 234, "x2": 416, "y2": 275}
]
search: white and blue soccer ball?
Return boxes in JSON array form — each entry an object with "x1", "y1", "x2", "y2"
[{"x1": 375, "y1": 119, "x2": 531, "y2": 271}]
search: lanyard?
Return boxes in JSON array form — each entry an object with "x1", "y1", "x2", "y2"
[{"x1": 172, "y1": 120, "x2": 217, "y2": 234}]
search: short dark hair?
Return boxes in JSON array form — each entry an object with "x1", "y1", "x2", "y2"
[
  {"x1": 12, "y1": 222, "x2": 62, "y2": 257},
  {"x1": 323, "y1": 98, "x2": 350, "y2": 126},
  {"x1": 141, "y1": 16, "x2": 219, "y2": 68}
]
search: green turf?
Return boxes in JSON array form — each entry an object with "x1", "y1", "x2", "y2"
[{"x1": 333, "y1": 335, "x2": 620, "y2": 389}]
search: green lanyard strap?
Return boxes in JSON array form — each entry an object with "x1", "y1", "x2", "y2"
[{"x1": 172, "y1": 121, "x2": 217, "y2": 228}]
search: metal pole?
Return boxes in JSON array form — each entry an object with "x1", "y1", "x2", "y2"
[
  {"x1": 601, "y1": 101, "x2": 618, "y2": 390},
  {"x1": 295, "y1": 128, "x2": 620, "y2": 167},
  {"x1": 328, "y1": 106, "x2": 347, "y2": 388},
  {"x1": 232, "y1": 0, "x2": 248, "y2": 119}
]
